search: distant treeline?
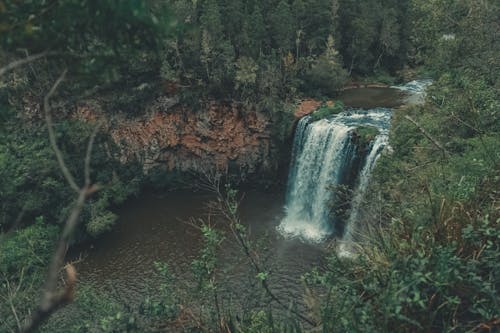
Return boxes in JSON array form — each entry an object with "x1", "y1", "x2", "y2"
[{"x1": 163, "y1": 0, "x2": 412, "y2": 101}]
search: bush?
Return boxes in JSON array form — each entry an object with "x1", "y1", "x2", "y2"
[
  {"x1": 305, "y1": 215, "x2": 499, "y2": 333},
  {"x1": 302, "y1": 57, "x2": 349, "y2": 97},
  {"x1": 0, "y1": 221, "x2": 58, "y2": 277},
  {"x1": 0, "y1": 222, "x2": 59, "y2": 333},
  {"x1": 355, "y1": 126, "x2": 380, "y2": 147},
  {"x1": 310, "y1": 101, "x2": 345, "y2": 121}
]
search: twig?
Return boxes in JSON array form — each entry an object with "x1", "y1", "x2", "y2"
[
  {"x1": 4, "y1": 278, "x2": 22, "y2": 332},
  {"x1": 203, "y1": 174, "x2": 316, "y2": 327},
  {"x1": 0, "y1": 52, "x2": 54, "y2": 77},
  {"x1": 84, "y1": 123, "x2": 102, "y2": 187},
  {"x1": 43, "y1": 69, "x2": 80, "y2": 193},
  {"x1": 404, "y1": 115, "x2": 449, "y2": 157}
]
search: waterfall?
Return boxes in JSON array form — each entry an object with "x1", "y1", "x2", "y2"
[
  {"x1": 278, "y1": 108, "x2": 392, "y2": 242},
  {"x1": 342, "y1": 133, "x2": 387, "y2": 242}
]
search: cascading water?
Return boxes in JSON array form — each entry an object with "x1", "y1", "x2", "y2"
[
  {"x1": 278, "y1": 108, "x2": 392, "y2": 242},
  {"x1": 392, "y1": 79, "x2": 433, "y2": 105}
]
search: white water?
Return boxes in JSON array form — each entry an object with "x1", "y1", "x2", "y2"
[
  {"x1": 278, "y1": 108, "x2": 392, "y2": 242},
  {"x1": 279, "y1": 80, "x2": 432, "y2": 245},
  {"x1": 392, "y1": 79, "x2": 433, "y2": 105},
  {"x1": 338, "y1": 133, "x2": 388, "y2": 256}
]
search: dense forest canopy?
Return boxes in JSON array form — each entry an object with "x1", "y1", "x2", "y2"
[{"x1": 1, "y1": 0, "x2": 499, "y2": 332}]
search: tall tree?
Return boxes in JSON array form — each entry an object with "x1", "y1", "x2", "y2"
[{"x1": 270, "y1": 0, "x2": 295, "y2": 53}]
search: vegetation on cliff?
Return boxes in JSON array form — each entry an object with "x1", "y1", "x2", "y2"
[{"x1": 310, "y1": 101, "x2": 345, "y2": 121}]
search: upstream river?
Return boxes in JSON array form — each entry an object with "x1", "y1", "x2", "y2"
[{"x1": 71, "y1": 86, "x2": 410, "y2": 313}]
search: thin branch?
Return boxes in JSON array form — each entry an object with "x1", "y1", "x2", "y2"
[
  {"x1": 404, "y1": 115, "x2": 449, "y2": 157},
  {"x1": 203, "y1": 174, "x2": 317, "y2": 326},
  {"x1": 5, "y1": 278, "x2": 22, "y2": 332},
  {"x1": 0, "y1": 52, "x2": 51, "y2": 77},
  {"x1": 84, "y1": 123, "x2": 102, "y2": 187},
  {"x1": 43, "y1": 69, "x2": 80, "y2": 193},
  {"x1": 22, "y1": 72, "x2": 101, "y2": 333}
]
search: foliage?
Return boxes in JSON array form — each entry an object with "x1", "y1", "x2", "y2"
[
  {"x1": 302, "y1": 56, "x2": 348, "y2": 97},
  {"x1": 140, "y1": 262, "x2": 179, "y2": 321},
  {"x1": 0, "y1": 223, "x2": 58, "y2": 332},
  {"x1": 39, "y1": 284, "x2": 140, "y2": 333},
  {"x1": 1, "y1": 0, "x2": 499, "y2": 332},
  {"x1": 355, "y1": 125, "x2": 380, "y2": 147},
  {"x1": 162, "y1": 0, "x2": 412, "y2": 104},
  {"x1": 306, "y1": 214, "x2": 499, "y2": 332},
  {"x1": 0, "y1": 115, "x2": 141, "y2": 237},
  {"x1": 0, "y1": 222, "x2": 58, "y2": 278},
  {"x1": 191, "y1": 224, "x2": 224, "y2": 293},
  {"x1": 1, "y1": 0, "x2": 172, "y2": 97},
  {"x1": 337, "y1": 0, "x2": 411, "y2": 74},
  {"x1": 314, "y1": 2, "x2": 500, "y2": 331},
  {"x1": 310, "y1": 101, "x2": 345, "y2": 121}
]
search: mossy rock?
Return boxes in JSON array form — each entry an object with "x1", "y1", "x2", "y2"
[
  {"x1": 310, "y1": 101, "x2": 344, "y2": 121},
  {"x1": 354, "y1": 125, "x2": 380, "y2": 147}
]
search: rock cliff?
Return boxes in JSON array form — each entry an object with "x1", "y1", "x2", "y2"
[{"x1": 76, "y1": 98, "x2": 276, "y2": 178}]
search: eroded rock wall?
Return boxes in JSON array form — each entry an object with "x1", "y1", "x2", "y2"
[{"x1": 87, "y1": 99, "x2": 276, "y2": 177}]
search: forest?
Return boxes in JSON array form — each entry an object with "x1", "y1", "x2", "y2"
[{"x1": 0, "y1": 0, "x2": 498, "y2": 332}]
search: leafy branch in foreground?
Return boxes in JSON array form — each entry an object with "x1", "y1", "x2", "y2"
[{"x1": 201, "y1": 173, "x2": 317, "y2": 327}]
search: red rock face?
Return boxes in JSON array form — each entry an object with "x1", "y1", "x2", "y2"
[
  {"x1": 294, "y1": 99, "x2": 322, "y2": 118},
  {"x1": 107, "y1": 101, "x2": 273, "y2": 175}
]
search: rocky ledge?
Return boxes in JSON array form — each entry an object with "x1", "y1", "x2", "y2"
[{"x1": 76, "y1": 98, "x2": 276, "y2": 177}]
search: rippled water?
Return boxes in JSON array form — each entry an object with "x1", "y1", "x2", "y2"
[{"x1": 72, "y1": 191, "x2": 325, "y2": 311}]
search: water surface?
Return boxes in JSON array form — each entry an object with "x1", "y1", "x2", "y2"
[{"x1": 73, "y1": 190, "x2": 325, "y2": 310}]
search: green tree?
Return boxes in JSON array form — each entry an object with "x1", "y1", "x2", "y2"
[
  {"x1": 243, "y1": 5, "x2": 268, "y2": 58},
  {"x1": 270, "y1": 0, "x2": 295, "y2": 52}
]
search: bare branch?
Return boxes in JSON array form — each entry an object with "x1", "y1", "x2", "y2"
[
  {"x1": 84, "y1": 123, "x2": 102, "y2": 187},
  {"x1": 404, "y1": 115, "x2": 449, "y2": 157},
  {"x1": 4, "y1": 277, "x2": 22, "y2": 332},
  {"x1": 43, "y1": 69, "x2": 80, "y2": 193},
  {"x1": 0, "y1": 52, "x2": 52, "y2": 77},
  {"x1": 22, "y1": 72, "x2": 101, "y2": 332}
]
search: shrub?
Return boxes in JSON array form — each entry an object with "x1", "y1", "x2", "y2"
[
  {"x1": 355, "y1": 125, "x2": 380, "y2": 147},
  {"x1": 301, "y1": 56, "x2": 349, "y2": 97},
  {"x1": 310, "y1": 101, "x2": 345, "y2": 121}
]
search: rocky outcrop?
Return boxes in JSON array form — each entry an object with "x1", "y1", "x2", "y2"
[
  {"x1": 80, "y1": 99, "x2": 275, "y2": 177},
  {"x1": 294, "y1": 99, "x2": 322, "y2": 118}
]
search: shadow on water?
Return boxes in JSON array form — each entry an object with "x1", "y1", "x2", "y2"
[
  {"x1": 71, "y1": 190, "x2": 326, "y2": 312},
  {"x1": 338, "y1": 87, "x2": 406, "y2": 108}
]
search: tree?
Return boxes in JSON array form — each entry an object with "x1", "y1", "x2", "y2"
[
  {"x1": 1, "y1": 0, "x2": 171, "y2": 94},
  {"x1": 270, "y1": 0, "x2": 295, "y2": 53},
  {"x1": 376, "y1": 8, "x2": 400, "y2": 69},
  {"x1": 302, "y1": 34, "x2": 348, "y2": 96},
  {"x1": 243, "y1": 5, "x2": 268, "y2": 58}
]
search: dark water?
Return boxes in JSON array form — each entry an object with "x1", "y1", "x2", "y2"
[
  {"x1": 337, "y1": 87, "x2": 405, "y2": 108},
  {"x1": 72, "y1": 190, "x2": 325, "y2": 310}
]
